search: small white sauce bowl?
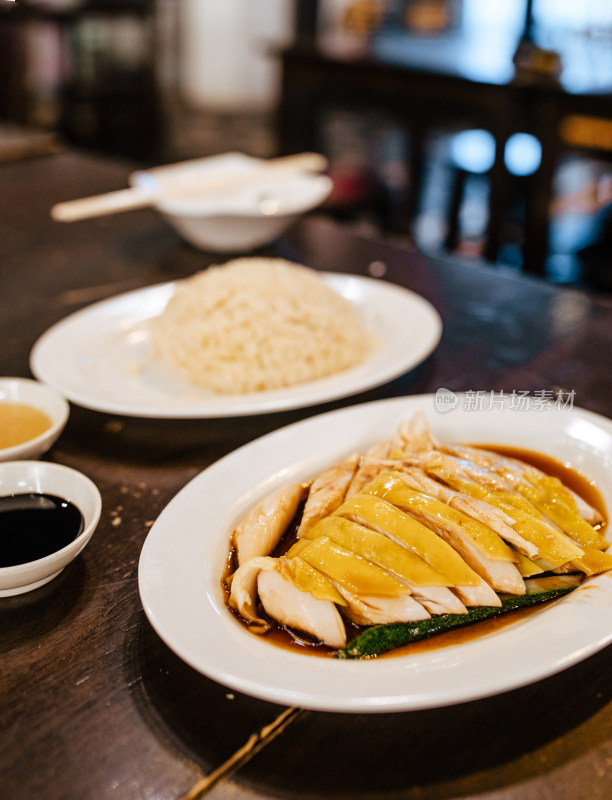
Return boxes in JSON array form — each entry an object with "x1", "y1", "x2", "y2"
[
  {"x1": 130, "y1": 153, "x2": 333, "y2": 253},
  {"x1": 155, "y1": 173, "x2": 333, "y2": 253},
  {"x1": 0, "y1": 377, "x2": 70, "y2": 462},
  {"x1": 0, "y1": 460, "x2": 102, "y2": 596}
]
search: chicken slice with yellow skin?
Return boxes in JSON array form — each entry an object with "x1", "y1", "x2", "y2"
[
  {"x1": 332, "y1": 493, "x2": 501, "y2": 606},
  {"x1": 228, "y1": 555, "x2": 347, "y2": 647},
  {"x1": 425, "y1": 451, "x2": 514, "y2": 493},
  {"x1": 516, "y1": 470, "x2": 606, "y2": 550},
  {"x1": 362, "y1": 460, "x2": 539, "y2": 560},
  {"x1": 306, "y1": 515, "x2": 467, "y2": 615},
  {"x1": 257, "y1": 569, "x2": 347, "y2": 648},
  {"x1": 297, "y1": 453, "x2": 359, "y2": 537},
  {"x1": 332, "y1": 495, "x2": 479, "y2": 583},
  {"x1": 365, "y1": 473, "x2": 526, "y2": 595},
  {"x1": 569, "y1": 490, "x2": 605, "y2": 527},
  {"x1": 421, "y1": 456, "x2": 589, "y2": 571},
  {"x1": 571, "y1": 547, "x2": 612, "y2": 576},
  {"x1": 290, "y1": 535, "x2": 433, "y2": 623},
  {"x1": 346, "y1": 462, "x2": 386, "y2": 499},
  {"x1": 448, "y1": 494, "x2": 539, "y2": 560},
  {"x1": 278, "y1": 556, "x2": 347, "y2": 606},
  {"x1": 334, "y1": 585, "x2": 431, "y2": 625},
  {"x1": 514, "y1": 551, "x2": 546, "y2": 577},
  {"x1": 305, "y1": 515, "x2": 453, "y2": 586},
  {"x1": 298, "y1": 535, "x2": 413, "y2": 598},
  {"x1": 444, "y1": 445, "x2": 606, "y2": 547},
  {"x1": 392, "y1": 415, "x2": 603, "y2": 549},
  {"x1": 483, "y1": 492, "x2": 584, "y2": 568},
  {"x1": 233, "y1": 482, "x2": 306, "y2": 566}
]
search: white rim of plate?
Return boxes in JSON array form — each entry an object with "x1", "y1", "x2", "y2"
[{"x1": 30, "y1": 274, "x2": 443, "y2": 418}]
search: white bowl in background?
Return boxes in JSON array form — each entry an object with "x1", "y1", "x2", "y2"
[
  {"x1": 130, "y1": 153, "x2": 333, "y2": 253},
  {"x1": 0, "y1": 378, "x2": 69, "y2": 462},
  {"x1": 0, "y1": 460, "x2": 102, "y2": 596}
]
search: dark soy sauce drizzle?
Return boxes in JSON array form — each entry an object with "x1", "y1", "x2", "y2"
[{"x1": 0, "y1": 493, "x2": 84, "y2": 567}]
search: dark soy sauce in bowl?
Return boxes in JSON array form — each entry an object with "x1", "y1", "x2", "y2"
[{"x1": 0, "y1": 493, "x2": 84, "y2": 567}]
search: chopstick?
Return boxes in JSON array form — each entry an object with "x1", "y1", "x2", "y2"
[
  {"x1": 50, "y1": 152, "x2": 328, "y2": 223},
  {"x1": 178, "y1": 706, "x2": 304, "y2": 800}
]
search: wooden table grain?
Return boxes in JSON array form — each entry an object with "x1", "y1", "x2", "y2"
[{"x1": 1, "y1": 151, "x2": 612, "y2": 800}]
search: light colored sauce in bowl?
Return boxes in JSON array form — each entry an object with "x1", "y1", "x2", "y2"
[{"x1": 0, "y1": 403, "x2": 52, "y2": 449}]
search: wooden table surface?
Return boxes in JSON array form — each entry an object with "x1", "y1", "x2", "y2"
[{"x1": 2, "y1": 151, "x2": 612, "y2": 800}]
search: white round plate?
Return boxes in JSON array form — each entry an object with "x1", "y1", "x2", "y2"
[
  {"x1": 138, "y1": 394, "x2": 612, "y2": 713},
  {"x1": 29, "y1": 274, "x2": 442, "y2": 418}
]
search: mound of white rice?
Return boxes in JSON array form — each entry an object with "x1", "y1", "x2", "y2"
[{"x1": 150, "y1": 257, "x2": 375, "y2": 394}]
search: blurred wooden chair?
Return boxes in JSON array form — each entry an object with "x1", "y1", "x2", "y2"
[{"x1": 443, "y1": 129, "x2": 542, "y2": 255}]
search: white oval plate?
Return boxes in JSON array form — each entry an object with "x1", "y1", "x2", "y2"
[
  {"x1": 29, "y1": 274, "x2": 442, "y2": 418},
  {"x1": 138, "y1": 395, "x2": 612, "y2": 713}
]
